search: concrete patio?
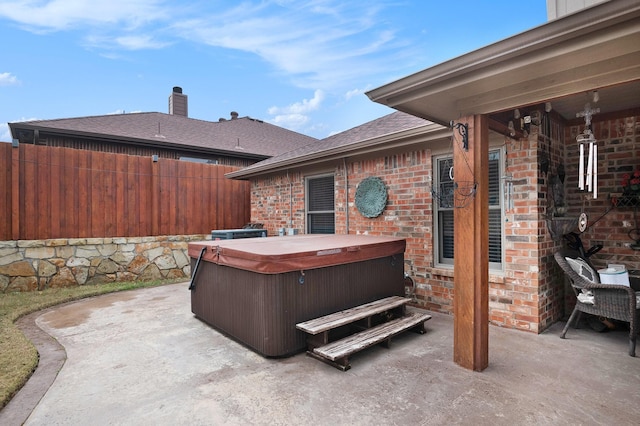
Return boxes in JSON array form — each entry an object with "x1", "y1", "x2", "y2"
[{"x1": 2, "y1": 282, "x2": 639, "y2": 425}]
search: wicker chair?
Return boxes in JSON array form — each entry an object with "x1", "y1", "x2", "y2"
[{"x1": 554, "y1": 250, "x2": 639, "y2": 357}]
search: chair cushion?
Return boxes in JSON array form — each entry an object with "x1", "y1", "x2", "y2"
[
  {"x1": 565, "y1": 256, "x2": 598, "y2": 283},
  {"x1": 577, "y1": 290, "x2": 594, "y2": 304}
]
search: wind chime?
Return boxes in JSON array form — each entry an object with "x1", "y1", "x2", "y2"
[
  {"x1": 575, "y1": 93, "x2": 600, "y2": 233},
  {"x1": 576, "y1": 93, "x2": 600, "y2": 199}
]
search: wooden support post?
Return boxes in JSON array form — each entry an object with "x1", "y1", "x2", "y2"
[
  {"x1": 453, "y1": 114, "x2": 489, "y2": 371},
  {"x1": 11, "y1": 143, "x2": 20, "y2": 240}
]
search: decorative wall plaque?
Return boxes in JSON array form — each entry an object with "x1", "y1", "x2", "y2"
[{"x1": 355, "y1": 176, "x2": 387, "y2": 218}]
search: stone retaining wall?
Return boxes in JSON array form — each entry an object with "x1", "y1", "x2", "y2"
[{"x1": 0, "y1": 234, "x2": 212, "y2": 292}]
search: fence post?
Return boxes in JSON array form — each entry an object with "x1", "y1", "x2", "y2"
[
  {"x1": 151, "y1": 154, "x2": 159, "y2": 235},
  {"x1": 11, "y1": 140, "x2": 20, "y2": 240}
]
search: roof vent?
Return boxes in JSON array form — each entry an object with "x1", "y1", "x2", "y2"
[{"x1": 230, "y1": 111, "x2": 239, "y2": 120}]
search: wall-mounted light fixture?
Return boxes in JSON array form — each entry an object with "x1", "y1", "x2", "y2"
[
  {"x1": 449, "y1": 121, "x2": 469, "y2": 151},
  {"x1": 11, "y1": 138, "x2": 19, "y2": 148},
  {"x1": 522, "y1": 115, "x2": 531, "y2": 137},
  {"x1": 507, "y1": 120, "x2": 515, "y2": 137},
  {"x1": 152, "y1": 154, "x2": 159, "y2": 162}
]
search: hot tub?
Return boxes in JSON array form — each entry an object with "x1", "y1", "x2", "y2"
[{"x1": 188, "y1": 234, "x2": 406, "y2": 357}]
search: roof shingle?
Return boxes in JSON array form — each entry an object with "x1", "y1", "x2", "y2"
[
  {"x1": 228, "y1": 111, "x2": 434, "y2": 176},
  {"x1": 10, "y1": 112, "x2": 317, "y2": 158}
]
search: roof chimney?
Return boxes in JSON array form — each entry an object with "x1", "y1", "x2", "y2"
[
  {"x1": 230, "y1": 111, "x2": 239, "y2": 120},
  {"x1": 169, "y1": 86, "x2": 188, "y2": 117}
]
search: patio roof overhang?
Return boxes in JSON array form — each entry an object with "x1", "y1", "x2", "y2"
[
  {"x1": 367, "y1": 0, "x2": 640, "y2": 372},
  {"x1": 366, "y1": 0, "x2": 640, "y2": 126}
]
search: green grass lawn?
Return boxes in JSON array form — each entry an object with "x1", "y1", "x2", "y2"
[{"x1": 0, "y1": 279, "x2": 183, "y2": 409}]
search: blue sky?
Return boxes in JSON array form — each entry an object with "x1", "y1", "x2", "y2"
[{"x1": 0, "y1": 1, "x2": 547, "y2": 141}]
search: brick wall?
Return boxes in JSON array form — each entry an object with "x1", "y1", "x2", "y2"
[
  {"x1": 335, "y1": 151, "x2": 437, "y2": 308},
  {"x1": 250, "y1": 172, "x2": 306, "y2": 232},
  {"x1": 250, "y1": 143, "x2": 554, "y2": 332},
  {"x1": 247, "y1": 111, "x2": 638, "y2": 334},
  {"x1": 565, "y1": 114, "x2": 640, "y2": 272}
]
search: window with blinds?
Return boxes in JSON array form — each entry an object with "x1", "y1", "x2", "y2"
[
  {"x1": 435, "y1": 150, "x2": 503, "y2": 269},
  {"x1": 306, "y1": 174, "x2": 335, "y2": 234},
  {"x1": 487, "y1": 151, "x2": 502, "y2": 266}
]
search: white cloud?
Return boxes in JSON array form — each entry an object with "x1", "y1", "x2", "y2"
[
  {"x1": 0, "y1": 122, "x2": 10, "y2": 141},
  {"x1": 267, "y1": 90, "x2": 324, "y2": 131},
  {"x1": 0, "y1": 0, "x2": 169, "y2": 32},
  {"x1": 115, "y1": 34, "x2": 170, "y2": 50},
  {"x1": 0, "y1": 1, "x2": 422, "y2": 92},
  {"x1": 0, "y1": 1, "x2": 172, "y2": 52},
  {"x1": 172, "y1": 1, "x2": 412, "y2": 91},
  {"x1": 9, "y1": 116, "x2": 39, "y2": 123},
  {"x1": 345, "y1": 88, "x2": 366, "y2": 101},
  {"x1": 269, "y1": 113, "x2": 309, "y2": 130},
  {"x1": 85, "y1": 34, "x2": 171, "y2": 50},
  {"x1": 268, "y1": 90, "x2": 324, "y2": 115},
  {"x1": 0, "y1": 72, "x2": 19, "y2": 86}
]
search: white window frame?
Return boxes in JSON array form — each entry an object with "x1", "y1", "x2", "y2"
[
  {"x1": 305, "y1": 173, "x2": 335, "y2": 234},
  {"x1": 433, "y1": 147, "x2": 504, "y2": 271}
]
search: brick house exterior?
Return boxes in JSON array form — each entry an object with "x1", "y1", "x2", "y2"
[
  {"x1": 230, "y1": 110, "x2": 638, "y2": 335},
  {"x1": 229, "y1": 1, "x2": 640, "y2": 336}
]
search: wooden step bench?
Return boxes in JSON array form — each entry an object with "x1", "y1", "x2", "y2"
[
  {"x1": 311, "y1": 311, "x2": 432, "y2": 371},
  {"x1": 296, "y1": 296, "x2": 431, "y2": 371},
  {"x1": 296, "y1": 296, "x2": 410, "y2": 337}
]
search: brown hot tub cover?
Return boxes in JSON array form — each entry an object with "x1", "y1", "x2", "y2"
[{"x1": 188, "y1": 234, "x2": 406, "y2": 274}]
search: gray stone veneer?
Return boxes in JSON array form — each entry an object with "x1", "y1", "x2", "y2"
[{"x1": 0, "y1": 234, "x2": 212, "y2": 292}]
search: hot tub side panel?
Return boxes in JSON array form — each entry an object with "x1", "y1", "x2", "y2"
[{"x1": 190, "y1": 254, "x2": 404, "y2": 357}]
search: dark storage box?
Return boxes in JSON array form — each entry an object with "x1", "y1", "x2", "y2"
[
  {"x1": 189, "y1": 235, "x2": 406, "y2": 357},
  {"x1": 211, "y1": 228, "x2": 267, "y2": 239}
]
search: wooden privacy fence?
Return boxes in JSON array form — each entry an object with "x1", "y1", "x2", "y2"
[{"x1": 0, "y1": 143, "x2": 251, "y2": 240}]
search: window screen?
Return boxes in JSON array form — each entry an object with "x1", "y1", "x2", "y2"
[{"x1": 307, "y1": 175, "x2": 335, "y2": 234}]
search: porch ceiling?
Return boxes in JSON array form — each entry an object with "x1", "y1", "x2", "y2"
[{"x1": 366, "y1": 0, "x2": 640, "y2": 127}]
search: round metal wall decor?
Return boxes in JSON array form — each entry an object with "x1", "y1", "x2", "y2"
[
  {"x1": 578, "y1": 212, "x2": 588, "y2": 232},
  {"x1": 355, "y1": 176, "x2": 387, "y2": 218}
]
